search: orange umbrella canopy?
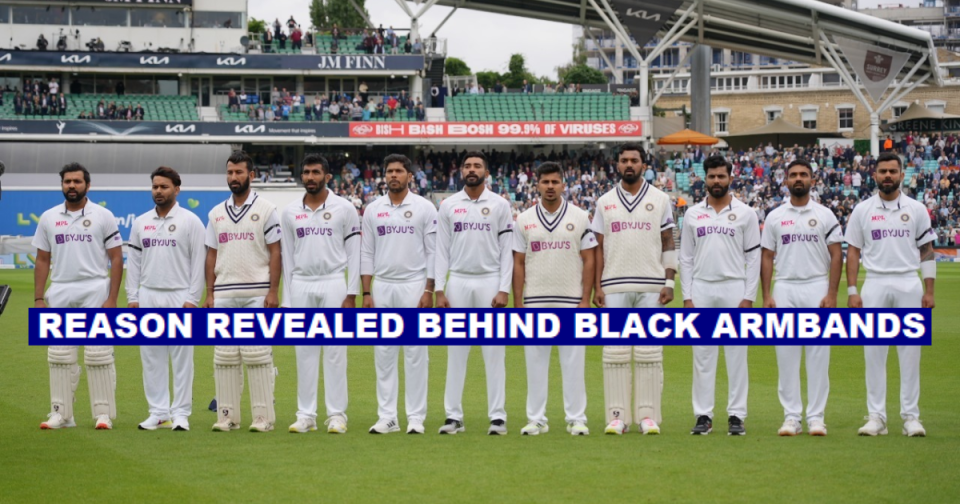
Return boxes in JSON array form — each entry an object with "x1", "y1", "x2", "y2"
[{"x1": 657, "y1": 129, "x2": 720, "y2": 145}]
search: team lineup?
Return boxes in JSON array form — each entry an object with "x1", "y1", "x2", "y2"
[{"x1": 32, "y1": 144, "x2": 937, "y2": 438}]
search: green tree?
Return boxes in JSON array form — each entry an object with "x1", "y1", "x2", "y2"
[
  {"x1": 309, "y1": 0, "x2": 327, "y2": 30},
  {"x1": 310, "y1": 0, "x2": 369, "y2": 31},
  {"x1": 503, "y1": 53, "x2": 536, "y2": 88},
  {"x1": 559, "y1": 64, "x2": 607, "y2": 85},
  {"x1": 445, "y1": 57, "x2": 472, "y2": 77},
  {"x1": 247, "y1": 17, "x2": 266, "y2": 34},
  {"x1": 475, "y1": 71, "x2": 502, "y2": 90}
]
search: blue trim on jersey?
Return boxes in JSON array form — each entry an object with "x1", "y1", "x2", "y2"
[
  {"x1": 536, "y1": 200, "x2": 568, "y2": 233},
  {"x1": 225, "y1": 194, "x2": 258, "y2": 224},
  {"x1": 616, "y1": 182, "x2": 649, "y2": 213}
]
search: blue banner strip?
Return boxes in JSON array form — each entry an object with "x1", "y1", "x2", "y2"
[{"x1": 28, "y1": 308, "x2": 932, "y2": 346}]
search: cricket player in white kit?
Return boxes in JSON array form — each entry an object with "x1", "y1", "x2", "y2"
[
  {"x1": 282, "y1": 154, "x2": 359, "y2": 435},
  {"x1": 127, "y1": 167, "x2": 205, "y2": 432},
  {"x1": 435, "y1": 151, "x2": 513, "y2": 436},
  {"x1": 35, "y1": 163, "x2": 124, "y2": 430},
  {"x1": 592, "y1": 144, "x2": 677, "y2": 436},
  {"x1": 680, "y1": 155, "x2": 761, "y2": 436},
  {"x1": 760, "y1": 160, "x2": 842, "y2": 437},
  {"x1": 845, "y1": 152, "x2": 936, "y2": 437},
  {"x1": 204, "y1": 151, "x2": 283, "y2": 432},
  {"x1": 362, "y1": 154, "x2": 437, "y2": 435},
  {"x1": 513, "y1": 162, "x2": 595, "y2": 436}
]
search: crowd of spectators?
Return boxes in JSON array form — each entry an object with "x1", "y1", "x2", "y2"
[
  {"x1": 11, "y1": 78, "x2": 68, "y2": 118},
  {"x1": 263, "y1": 17, "x2": 308, "y2": 52},
  {"x1": 229, "y1": 86, "x2": 426, "y2": 122},
  {"x1": 262, "y1": 19, "x2": 423, "y2": 55}
]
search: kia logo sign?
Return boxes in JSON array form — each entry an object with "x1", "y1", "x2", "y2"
[
  {"x1": 235, "y1": 125, "x2": 265, "y2": 134},
  {"x1": 61, "y1": 55, "x2": 91, "y2": 64},
  {"x1": 617, "y1": 123, "x2": 640, "y2": 134},
  {"x1": 140, "y1": 56, "x2": 170, "y2": 65},
  {"x1": 217, "y1": 57, "x2": 246, "y2": 66},
  {"x1": 0, "y1": 54, "x2": 11, "y2": 63},
  {"x1": 165, "y1": 124, "x2": 196, "y2": 133},
  {"x1": 352, "y1": 124, "x2": 373, "y2": 135}
]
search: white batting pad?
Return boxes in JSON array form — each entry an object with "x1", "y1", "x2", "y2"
[
  {"x1": 214, "y1": 346, "x2": 243, "y2": 425},
  {"x1": 84, "y1": 346, "x2": 116, "y2": 419},
  {"x1": 602, "y1": 346, "x2": 632, "y2": 425},
  {"x1": 48, "y1": 346, "x2": 80, "y2": 420},
  {"x1": 633, "y1": 346, "x2": 663, "y2": 425}
]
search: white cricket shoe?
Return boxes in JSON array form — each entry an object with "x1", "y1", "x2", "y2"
[
  {"x1": 406, "y1": 418, "x2": 425, "y2": 434},
  {"x1": 438, "y1": 418, "x2": 464, "y2": 435},
  {"x1": 212, "y1": 420, "x2": 239, "y2": 431},
  {"x1": 95, "y1": 414, "x2": 113, "y2": 430},
  {"x1": 903, "y1": 417, "x2": 926, "y2": 437},
  {"x1": 369, "y1": 418, "x2": 400, "y2": 434},
  {"x1": 487, "y1": 419, "x2": 507, "y2": 436},
  {"x1": 138, "y1": 415, "x2": 173, "y2": 431},
  {"x1": 858, "y1": 415, "x2": 888, "y2": 436},
  {"x1": 171, "y1": 417, "x2": 190, "y2": 432},
  {"x1": 640, "y1": 418, "x2": 660, "y2": 435},
  {"x1": 521, "y1": 422, "x2": 549, "y2": 436},
  {"x1": 808, "y1": 418, "x2": 827, "y2": 437},
  {"x1": 778, "y1": 418, "x2": 802, "y2": 437},
  {"x1": 325, "y1": 415, "x2": 347, "y2": 434},
  {"x1": 604, "y1": 419, "x2": 627, "y2": 435},
  {"x1": 249, "y1": 417, "x2": 274, "y2": 433},
  {"x1": 40, "y1": 412, "x2": 75, "y2": 430},
  {"x1": 567, "y1": 421, "x2": 589, "y2": 436},
  {"x1": 289, "y1": 417, "x2": 318, "y2": 433}
]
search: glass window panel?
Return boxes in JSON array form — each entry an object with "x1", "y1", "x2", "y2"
[
  {"x1": 213, "y1": 76, "x2": 242, "y2": 95},
  {"x1": 273, "y1": 77, "x2": 295, "y2": 95},
  {"x1": 72, "y1": 7, "x2": 127, "y2": 27},
  {"x1": 303, "y1": 76, "x2": 326, "y2": 94},
  {"x1": 192, "y1": 11, "x2": 243, "y2": 29},
  {"x1": 131, "y1": 8, "x2": 185, "y2": 28},
  {"x1": 126, "y1": 77, "x2": 153, "y2": 95},
  {"x1": 12, "y1": 6, "x2": 67, "y2": 25},
  {"x1": 157, "y1": 78, "x2": 179, "y2": 96},
  {"x1": 0, "y1": 6, "x2": 9, "y2": 24}
]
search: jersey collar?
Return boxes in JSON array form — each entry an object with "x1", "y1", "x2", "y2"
[
  {"x1": 616, "y1": 181, "x2": 649, "y2": 212},
  {"x1": 457, "y1": 187, "x2": 490, "y2": 203},
  {"x1": 61, "y1": 198, "x2": 92, "y2": 216},
  {"x1": 876, "y1": 193, "x2": 902, "y2": 210},
  {"x1": 152, "y1": 202, "x2": 181, "y2": 219}
]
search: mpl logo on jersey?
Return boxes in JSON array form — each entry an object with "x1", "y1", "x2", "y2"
[
  {"x1": 377, "y1": 225, "x2": 414, "y2": 236},
  {"x1": 218, "y1": 232, "x2": 256, "y2": 243},
  {"x1": 454, "y1": 208, "x2": 468, "y2": 215},
  {"x1": 871, "y1": 229, "x2": 910, "y2": 240},
  {"x1": 55, "y1": 221, "x2": 68, "y2": 227},
  {"x1": 696, "y1": 225, "x2": 736, "y2": 238},
  {"x1": 696, "y1": 214, "x2": 711, "y2": 220},
  {"x1": 142, "y1": 238, "x2": 177, "y2": 248},
  {"x1": 54, "y1": 233, "x2": 92, "y2": 244},
  {"x1": 453, "y1": 222, "x2": 492, "y2": 233},
  {"x1": 296, "y1": 227, "x2": 333, "y2": 238},
  {"x1": 872, "y1": 215, "x2": 886, "y2": 222},
  {"x1": 610, "y1": 221, "x2": 652, "y2": 233},
  {"x1": 530, "y1": 240, "x2": 572, "y2": 252},
  {"x1": 781, "y1": 233, "x2": 819, "y2": 245},
  {"x1": 781, "y1": 220, "x2": 795, "y2": 227}
]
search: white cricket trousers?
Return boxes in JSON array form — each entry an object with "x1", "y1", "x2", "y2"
[
  {"x1": 290, "y1": 274, "x2": 348, "y2": 421},
  {"x1": 691, "y1": 279, "x2": 749, "y2": 419},
  {"x1": 862, "y1": 273, "x2": 922, "y2": 421},
  {"x1": 139, "y1": 286, "x2": 194, "y2": 420},
  {"x1": 525, "y1": 301, "x2": 587, "y2": 425},
  {"x1": 373, "y1": 277, "x2": 429, "y2": 422},
  {"x1": 773, "y1": 279, "x2": 830, "y2": 423},
  {"x1": 443, "y1": 272, "x2": 507, "y2": 422}
]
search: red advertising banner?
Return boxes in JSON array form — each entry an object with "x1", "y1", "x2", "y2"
[{"x1": 348, "y1": 121, "x2": 643, "y2": 138}]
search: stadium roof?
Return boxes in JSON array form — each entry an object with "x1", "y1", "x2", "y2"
[{"x1": 430, "y1": 0, "x2": 942, "y2": 87}]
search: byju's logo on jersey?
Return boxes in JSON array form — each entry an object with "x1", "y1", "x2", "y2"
[
  {"x1": 453, "y1": 222, "x2": 492, "y2": 233},
  {"x1": 377, "y1": 225, "x2": 415, "y2": 236},
  {"x1": 218, "y1": 232, "x2": 256, "y2": 243},
  {"x1": 296, "y1": 227, "x2": 333, "y2": 238},
  {"x1": 142, "y1": 238, "x2": 177, "y2": 248},
  {"x1": 871, "y1": 229, "x2": 910, "y2": 240},
  {"x1": 696, "y1": 226, "x2": 736, "y2": 238},
  {"x1": 530, "y1": 240, "x2": 571, "y2": 252},
  {"x1": 781, "y1": 234, "x2": 819, "y2": 245},
  {"x1": 611, "y1": 221, "x2": 652, "y2": 233},
  {"x1": 54, "y1": 233, "x2": 92, "y2": 244}
]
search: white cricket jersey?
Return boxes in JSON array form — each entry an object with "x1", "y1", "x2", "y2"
[
  {"x1": 590, "y1": 182, "x2": 675, "y2": 294},
  {"x1": 435, "y1": 188, "x2": 514, "y2": 292},
  {"x1": 32, "y1": 199, "x2": 122, "y2": 283},
  {"x1": 281, "y1": 192, "x2": 361, "y2": 296},
  {"x1": 205, "y1": 191, "x2": 281, "y2": 298},
  {"x1": 513, "y1": 199, "x2": 596, "y2": 306},
  {"x1": 126, "y1": 202, "x2": 206, "y2": 305},
  {"x1": 679, "y1": 197, "x2": 762, "y2": 301},
  {"x1": 360, "y1": 191, "x2": 438, "y2": 281},
  {"x1": 761, "y1": 200, "x2": 842, "y2": 281},
  {"x1": 844, "y1": 193, "x2": 935, "y2": 275},
  {"x1": 204, "y1": 191, "x2": 281, "y2": 249}
]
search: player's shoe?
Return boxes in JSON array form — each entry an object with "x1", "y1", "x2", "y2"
[
  {"x1": 95, "y1": 414, "x2": 113, "y2": 430},
  {"x1": 690, "y1": 415, "x2": 712, "y2": 435},
  {"x1": 325, "y1": 415, "x2": 347, "y2": 434},
  {"x1": 171, "y1": 417, "x2": 190, "y2": 432},
  {"x1": 808, "y1": 418, "x2": 827, "y2": 437},
  {"x1": 903, "y1": 417, "x2": 926, "y2": 437},
  {"x1": 604, "y1": 419, "x2": 627, "y2": 435},
  {"x1": 521, "y1": 422, "x2": 549, "y2": 436},
  {"x1": 487, "y1": 419, "x2": 507, "y2": 436},
  {"x1": 40, "y1": 412, "x2": 76, "y2": 430},
  {"x1": 406, "y1": 418, "x2": 425, "y2": 434},
  {"x1": 289, "y1": 417, "x2": 318, "y2": 433},
  {"x1": 249, "y1": 417, "x2": 274, "y2": 432},
  {"x1": 858, "y1": 415, "x2": 888, "y2": 436},
  {"x1": 728, "y1": 416, "x2": 746, "y2": 436},
  {"x1": 778, "y1": 418, "x2": 802, "y2": 437},
  {"x1": 138, "y1": 415, "x2": 173, "y2": 431},
  {"x1": 567, "y1": 421, "x2": 589, "y2": 436},
  {"x1": 639, "y1": 418, "x2": 660, "y2": 435},
  {"x1": 438, "y1": 418, "x2": 465, "y2": 435},
  {"x1": 369, "y1": 418, "x2": 400, "y2": 434},
  {"x1": 212, "y1": 420, "x2": 239, "y2": 431}
]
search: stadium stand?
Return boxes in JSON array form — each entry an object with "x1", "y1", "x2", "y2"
[
  {"x1": 446, "y1": 93, "x2": 631, "y2": 122},
  {"x1": 2, "y1": 93, "x2": 198, "y2": 121}
]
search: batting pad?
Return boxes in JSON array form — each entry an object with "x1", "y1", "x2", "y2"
[
  {"x1": 48, "y1": 346, "x2": 79, "y2": 419},
  {"x1": 215, "y1": 346, "x2": 243, "y2": 425},
  {"x1": 634, "y1": 346, "x2": 663, "y2": 425},
  {"x1": 84, "y1": 346, "x2": 116, "y2": 419},
  {"x1": 602, "y1": 346, "x2": 632, "y2": 425},
  {"x1": 240, "y1": 346, "x2": 273, "y2": 366},
  {"x1": 246, "y1": 364, "x2": 276, "y2": 426}
]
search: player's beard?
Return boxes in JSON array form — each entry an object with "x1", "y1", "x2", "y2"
[
  {"x1": 63, "y1": 187, "x2": 87, "y2": 203},
  {"x1": 708, "y1": 184, "x2": 729, "y2": 198},
  {"x1": 464, "y1": 174, "x2": 483, "y2": 187},
  {"x1": 304, "y1": 182, "x2": 323, "y2": 195},
  {"x1": 879, "y1": 179, "x2": 900, "y2": 195},
  {"x1": 229, "y1": 178, "x2": 250, "y2": 195},
  {"x1": 388, "y1": 180, "x2": 406, "y2": 193},
  {"x1": 621, "y1": 170, "x2": 641, "y2": 184},
  {"x1": 789, "y1": 183, "x2": 810, "y2": 197}
]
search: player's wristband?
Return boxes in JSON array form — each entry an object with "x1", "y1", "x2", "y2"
[
  {"x1": 847, "y1": 286, "x2": 858, "y2": 296},
  {"x1": 664, "y1": 279, "x2": 675, "y2": 290},
  {"x1": 35, "y1": 297, "x2": 44, "y2": 302},
  {"x1": 362, "y1": 292, "x2": 371, "y2": 297},
  {"x1": 424, "y1": 290, "x2": 434, "y2": 294},
  {"x1": 920, "y1": 260, "x2": 936, "y2": 280}
]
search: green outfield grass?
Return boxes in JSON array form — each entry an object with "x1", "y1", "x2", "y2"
[{"x1": 1, "y1": 266, "x2": 958, "y2": 503}]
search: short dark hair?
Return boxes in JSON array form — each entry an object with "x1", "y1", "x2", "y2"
[
  {"x1": 460, "y1": 151, "x2": 487, "y2": 169},
  {"x1": 618, "y1": 143, "x2": 646, "y2": 159},
  {"x1": 300, "y1": 153, "x2": 330, "y2": 174},
  {"x1": 384, "y1": 153, "x2": 412, "y2": 172},
  {"x1": 876, "y1": 152, "x2": 902, "y2": 170},
  {"x1": 59, "y1": 162, "x2": 90, "y2": 184},
  {"x1": 703, "y1": 155, "x2": 731, "y2": 175},
  {"x1": 226, "y1": 150, "x2": 254, "y2": 172},
  {"x1": 151, "y1": 166, "x2": 181, "y2": 187},
  {"x1": 786, "y1": 159, "x2": 813, "y2": 176},
  {"x1": 536, "y1": 162, "x2": 562, "y2": 179}
]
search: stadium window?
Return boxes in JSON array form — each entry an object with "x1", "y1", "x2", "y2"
[
  {"x1": 0, "y1": 73, "x2": 18, "y2": 91},
  {"x1": 274, "y1": 77, "x2": 296, "y2": 95},
  {"x1": 126, "y1": 77, "x2": 154, "y2": 95},
  {"x1": 714, "y1": 111, "x2": 729, "y2": 134},
  {"x1": 892, "y1": 105, "x2": 907, "y2": 119},
  {"x1": 71, "y1": 7, "x2": 128, "y2": 27},
  {"x1": 838, "y1": 107, "x2": 854, "y2": 130},
  {"x1": 95, "y1": 75, "x2": 125, "y2": 95},
  {"x1": 12, "y1": 6, "x2": 67, "y2": 25},
  {"x1": 76, "y1": 75, "x2": 96, "y2": 94},
  {"x1": 0, "y1": 5, "x2": 8, "y2": 24},
  {"x1": 926, "y1": 101, "x2": 946, "y2": 114},
  {"x1": 822, "y1": 72, "x2": 842, "y2": 86},
  {"x1": 801, "y1": 109, "x2": 817, "y2": 129},
  {"x1": 192, "y1": 11, "x2": 243, "y2": 29},
  {"x1": 765, "y1": 109, "x2": 782, "y2": 123},
  {"x1": 131, "y1": 8, "x2": 185, "y2": 28},
  {"x1": 213, "y1": 76, "x2": 242, "y2": 96},
  {"x1": 257, "y1": 78, "x2": 272, "y2": 98},
  {"x1": 157, "y1": 78, "x2": 179, "y2": 96},
  {"x1": 303, "y1": 77, "x2": 326, "y2": 95}
]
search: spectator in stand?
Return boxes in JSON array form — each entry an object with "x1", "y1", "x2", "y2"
[
  {"x1": 376, "y1": 99, "x2": 385, "y2": 118},
  {"x1": 359, "y1": 81, "x2": 369, "y2": 104},
  {"x1": 57, "y1": 92, "x2": 67, "y2": 116},
  {"x1": 248, "y1": 104, "x2": 257, "y2": 121},
  {"x1": 404, "y1": 37, "x2": 412, "y2": 54},
  {"x1": 279, "y1": 31, "x2": 288, "y2": 50},
  {"x1": 96, "y1": 101, "x2": 106, "y2": 119},
  {"x1": 365, "y1": 98, "x2": 376, "y2": 120},
  {"x1": 78, "y1": 111, "x2": 87, "y2": 119},
  {"x1": 48, "y1": 78, "x2": 59, "y2": 96},
  {"x1": 430, "y1": 84, "x2": 439, "y2": 107},
  {"x1": 281, "y1": 102, "x2": 291, "y2": 121},
  {"x1": 13, "y1": 92, "x2": 22, "y2": 116},
  {"x1": 351, "y1": 102, "x2": 363, "y2": 121},
  {"x1": 228, "y1": 89, "x2": 239, "y2": 112},
  {"x1": 36, "y1": 34, "x2": 48, "y2": 51},
  {"x1": 416, "y1": 102, "x2": 426, "y2": 121},
  {"x1": 115, "y1": 80, "x2": 125, "y2": 96},
  {"x1": 521, "y1": 79, "x2": 531, "y2": 93},
  {"x1": 69, "y1": 78, "x2": 81, "y2": 94},
  {"x1": 273, "y1": 18, "x2": 282, "y2": 38},
  {"x1": 494, "y1": 81, "x2": 504, "y2": 93},
  {"x1": 291, "y1": 26, "x2": 302, "y2": 51},
  {"x1": 328, "y1": 101, "x2": 340, "y2": 121},
  {"x1": 265, "y1": 105, "x2": 275, "y2": 121},
  {"x1": 292, "y1": 92, "x2": 302, "y2": 114},
  {"x1": 386, "y1": 95, "x2": 398, "y2": 118},
  {"x1": 413, "y1": 38, "x2": 422, "y2": 54},
  {"x1": 373, "y1": 33, "x2": 384, "y2": 54},
  {"x1": 332, "y1": 24, "x2": 341, "y2": 40},
  {"x1": 287, "y1": 16, "x2": 297, "y2": 33}
]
